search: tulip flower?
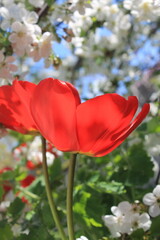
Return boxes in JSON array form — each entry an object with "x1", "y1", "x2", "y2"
[
  {"x1": 0, "y1": 80, "x2": 37, "y2": 134},
  {"x1": 30, "y1": 78, "x2": 150, "y2": 157}
]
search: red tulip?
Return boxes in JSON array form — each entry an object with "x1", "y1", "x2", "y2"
[
  {"x1": 20, "y1": 175, "x2": 35, "y2": 188},
  {"x1": 0, "y1": 80, "x2": 37, "y2": 134},
  {"x1": 30, "y1": 78, "x2": 150, "y2": 157}
]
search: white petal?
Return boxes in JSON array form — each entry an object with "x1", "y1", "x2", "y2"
[
  {"x1": 8, "y1": 33, "x2": 17, "y2": 43},
  {"x1": 149, "y1": 203, "x2": 160, "y2": 217},
  {"x1": 143, "y1": 193, "x2": 156, "y2": 206},
  {"x1": 11, "y1": 21, "x2": 22, "y2": 32},
  {"x1": 118, "y1": 201, "x2": 132, "y2": 214},
  {"x1": 0, "y1": 7, "x2": 9, "y2": 18},
  {"x1": 139, "y1": 213, "x2": 151, "y2": 231},
  {"x1": 153, "y1": 185, "x2": 160, "y2": 198},
  {"x1": 111, "y1": 206, "x2": 122, "y2": 217},
  {"x1": 103, "y1": 215, "x2": 117, "y2": 225},
  {"x1": 139, "y1": 213, "x2": 150, "y2": 224}
]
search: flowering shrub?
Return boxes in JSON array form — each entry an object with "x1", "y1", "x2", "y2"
[{"x1": 0, "y1": 0, "x2": 160, "y2": 240}]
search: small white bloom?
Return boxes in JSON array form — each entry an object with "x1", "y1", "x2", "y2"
[
  {"x1": 131, "y1": 213, "x2": 151, "y2": 231},
  {"x1": 9, "y1": 21, "x2": 34, "y2": 56},
  {"x1": 29, "y1": 0, "x2": 44, "y2": 8},
  {"x1": 145, "y1": 133, "x2": 160, "y2": 156},
  {"x1": 123, "y1": 0, "x2": 160, "y2": 21},
  {"x1": 28, "y1": 32, "x2": 53, "y2": 61},
  {"x1": 0, "y1": 4, "x2": 25, "y2": 30},
  {"x1": 11, "y1": 224, "x2": 22, "y2": 237},
  {"x1": 103, "y1": 201, "x2": 134, "y2": 237},
  {"x1": 143, "y1": 185, "x2": 160, "y2": 217},
  {"x1": 68, "y1": 0, "x2": 91, "y2": 14},
  {"x1": 22, "y1": 11, "x2": 39, "y2": 25},
  {"x1": 0, "y1": 50, "x2": 17, "y2": 80},
  {"x1": 76, "y1": 236, "x2": 88, "y2": 240},
  {"x1": 27, "y1": 136, "x2": 55, "y2": 166}
]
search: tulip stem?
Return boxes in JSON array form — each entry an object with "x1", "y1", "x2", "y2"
[
  {"x1": 67, "y1": 153, "x2": 77, "y2": 240},
  {"x1": 41, "y1": 136, "x2": 67, "y2": 240}
]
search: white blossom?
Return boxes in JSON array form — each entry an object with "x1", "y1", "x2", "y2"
[
  {"x1": 9, "y1": 21, "x2": 34, "y2": 56},
  {"x1": 0, "y1": 50, "x2": 17, "y2": 80},
  {"x1": 0, "y1": 4, "x2": 25, "y2": 30},
  {"x1": 22, "y1": 11, "x2": 39, "y2": 25},
  {"x1": 28, "y1": 0, "x2": 44, "y2": 8},
  {"x1": 27, "y1": 136, "x2": 55, "y2": 166},
  {"x1": 68, "y1": 0, "x2": 91, "y2": 14},
  {"x1": 103, "y1": 201, "x2": 152, "y2": 237},
  {"x1": 145, "y1": 133, "x2": 160, "y2": 156},
  {"x1": 76, "y1": 236, "x2": 89, "y2": 240},
  {"x1": 123, "y1": 0, "x2": 160, "y2": 21},
  {"x1": 89, "y1": 0, "x2": 111, "y2": 21},
  {"x1": 143, "y1": 185, "x2": 160, "y2": 217},
  {"x1": 28, "y1": 32, "x2": 53, "y2": 61},
  {"x1": 11, "y1": 224, "x2": 22, "y2": 237},
  {"x1": 130, "y1": 213, "x2": 151, "y2": 231}
]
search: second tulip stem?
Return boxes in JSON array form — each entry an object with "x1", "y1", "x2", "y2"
[{"x1": 67, "y1": 153, "x2": 77, "y2": 240}]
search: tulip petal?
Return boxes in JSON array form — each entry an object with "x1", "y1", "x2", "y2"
[
  {"x1": 0, "y1": 80, "x2": 37, "y2": 133},
  {"x1": 93, "y1": 103, "x2": 150, "y2": 157},
  {"x1": 30, "y1": 78, "x2": 80, "y2": 151},
  {"x1": 76, "y1": 94, "x2": 139, "y2": 154}
]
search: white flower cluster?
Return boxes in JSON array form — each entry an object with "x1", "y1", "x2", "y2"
[
  {"x1": 0, "y1": 0, "x2": 53, "y2": 82},
  {"x1": 123, "y1": 0, "x2": 160, "y2": 21},
  {"x1": 103, "y1": 201, "x2": 151, "y2": 238},
  {"x1": 63, "y1": 0, "x2": 160, "y2": 70},
  {"x1": 103, "y1": 186, "x2": 160, "y2": 238},
  {"x1": 0, "y1": 2, "x2": 53, "y2": 58}
]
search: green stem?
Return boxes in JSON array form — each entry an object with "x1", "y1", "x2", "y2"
[
  {"x1": 41, "y1": 136, "x2": 67, "y2": 240},
  {"x1": 67, "y1": 153, "x2": 77, "y2": 240}
]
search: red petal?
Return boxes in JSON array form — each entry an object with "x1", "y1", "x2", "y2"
[
  {"x1": 30, "y1": 78, "x2": 80, "y2": 151},
  {"x1": 20, "y1": 175, "x2": 35, "y2": 188},
  {"x1": 93, "y1": 103, "x2": 150, "y2": 157},
  {"x1": 76, "y1": 94, "x2": 138, "y2": 154},
  {"x1": 0, "y1": 80, "x2": 37, "y2": 133}
]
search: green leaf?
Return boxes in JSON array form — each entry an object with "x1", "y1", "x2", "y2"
[
  {"x1": 126, "y1": 144, "x2": 154, "y2": 186},
  {"x1": 8, "y1": 197, "x2": 25, "y2": 217},
  {"x1": 150, "y1": 215, "x2": 160, "y2": 237},
  {"x1": 0, "y1": 185, "x2": 4, "y2": 200},
  {"x1": 27, "y1": 226, "x2": 53, "y2": 240},
  {"x1": 147, "y1": 117, "x2": 160, "y2": 133},
  {"x1": 1, "y1": 171, "x2": 15, "y2": 180},
  {"x1": 88, "y1": 181, "x2": 126, "y2": 194},
  {"x1": 130, "y1": 229, "x2": 144, "y2": 239},
  {"x1": 49, "y1": 157, "x2": 62, "y2": 181},
  {"x1": 0, "y1": 224, "x2": 14, "y2": 240},
  {"x1": 41, "y1": 202, "x2": 55, "y2": 228}
]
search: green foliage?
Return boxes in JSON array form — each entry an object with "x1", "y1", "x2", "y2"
[
  {"x1": 130, "y1": 229, "x2": 145, "y2": 240},
  {"x1": 0, "y1": 185, "x2": 4, "y2": 200},
  {"x1": 88, "y1": 181, "x2": 126, "y2": 195},
  {"x1": 126, "y1": 144, "x2": 154, "y2": 186},
  {"x1": 150, "y1": 216, "x2": 160, "y2": 238},
  {"x1": 8, "y1": 198, "x2": 25, "y2": 218},
  {"x1": 147, "y1": 117, "x2": 160, "y2": 133},
  {"x1": 0, "y1": 222, "x2": 14, "y2": 240}
]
